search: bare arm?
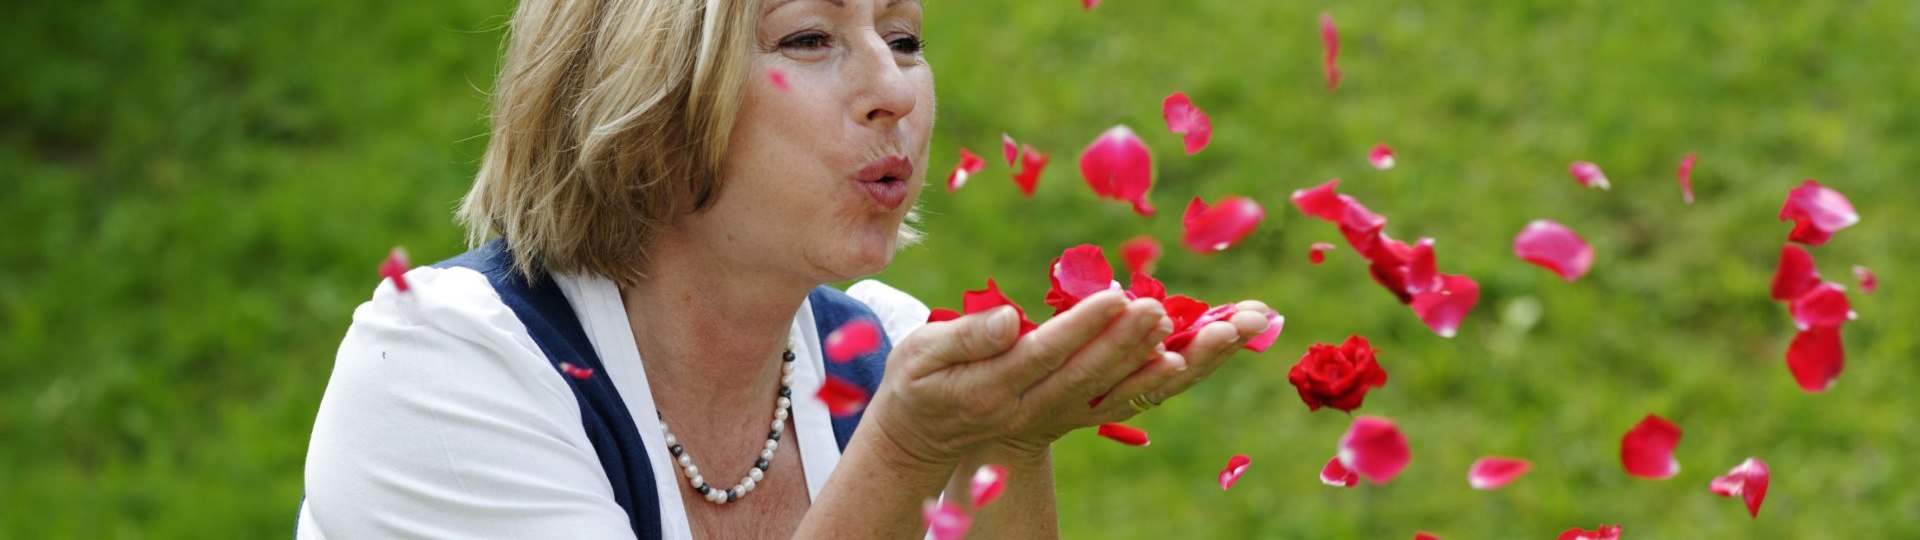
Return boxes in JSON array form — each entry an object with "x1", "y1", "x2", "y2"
[{"x1": 942, "y1": 441, "x2": 1057, "y2": 540}]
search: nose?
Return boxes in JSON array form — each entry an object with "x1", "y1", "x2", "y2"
[{"x1": 848, "y1": 34, "x2": 917, "y2": 127}]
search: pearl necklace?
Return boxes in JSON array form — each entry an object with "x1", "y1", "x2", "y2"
[{"x1": 659, "y1": 347, "x2": 796, "y2": 505}]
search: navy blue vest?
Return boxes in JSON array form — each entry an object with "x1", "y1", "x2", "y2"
[{"x1": 299, "y1": 240, "x2": 892, "y2": 539}]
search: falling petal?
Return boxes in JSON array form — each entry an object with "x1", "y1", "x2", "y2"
[
  {"x1": 1082, "y1": 0, "x2": 1101, "y2": 10},
  {"x1": 1853, "y1": 265, "x2": 1877, "y2": 293},
  {"x1": 1620, "y1": 414, "x2": 1682, "y2": 479},
  {"x1": 1770, "y1": 245, "x2": 1821, "y2": 302},
  {"x1": 1410, "y1": 274, "x2": 1480, "y2": 338},
  {"x1": 1786, "y1": 325, "x2": 1844, "y2": 392},
  {"x1": 1513, "y1": 220, "x2": 1595, "y2": 281},
  {"x1": 1569, "y1": 161, "x2": 1610, "y2": 190},
  {"x1": 1779, "y1": 179, "x2": 1859, "y2": 246},
  {"x1": 1557, "y1": 526, "x2": 1623, "y2": 540},
  {"x1": 768, "y1": 69, "x2": 789, "y2": 91},
  {"x1": 1320, "y1": 12, "x2": 1341, "y2": 92},
  {"x1": 1414, "y1": 534, "x2": 1442, "y2": 540},
  {"x1": 922, "y1": 500, "x2": 972, "y2": 540},
  {"x1": 946, "y1": 148, "x2": 984, "y2": 193},
  {"x1": 1217, "y1": 454, "x2": 1252, "y2": 491},
  {"x1": 380, "y1": 247, "x2": 412, "y2": 292},
  {"x1": 1337, "y1": 416, "x2": 1411, "y2": 484},
  {"x1": 962, "y1": 279, "x2": 1038, "y2": 336},
  {"x1": 1243, "y1": 313, "x2": 1285, "y2": 353},
  {"x1": 1181, "y1": 196, "x2": 1266, "y2": 253},
  {"x1": 1709, "y1": 457, "x2": 1770, "y2": 518},
  {"x1": 1012, "y1": 144, "x2": 1049, "y2": 197},
  {"x1": 1078, "y1": 125, "x2": 1156, "y2": 216},
  {"x1": 1161, "y1": 92, "x2": 1213, "y2": 155},
  {"x1": 824, "y1": 319, "x2": 882, "y2": 364},
  {"x1": 927, "y1": 308, "x2": 962, "y2": 323},
  {"x1": 1097, "y1": 423, "x2": 1151, "y2": 446},
  {"x1": 1678, "y1": 152, "x2": 1698, "y2": 204},
  {"x1": 1120, "y1": 235, "x2": 1163, "y2": 274},
  {"x1": 1001, "y1": 133, "x2": 1019, "y2": 166},
  {"x1": 1319, "y1": 456, "x2": 1359, "y2": 487},
  {"x1": 1309, "y1": 242, "x2": 1336, "y2": 265},
  {"x1": 970, "y1": 464, "x2": 1008, "y2": 509},
  {"x1": 1467, "y1": 457, "x2": 1532, "y2": 490},
  {"x1": 1788, "y1": 282, "x2": 1856, "y2": 330},
  {"x1": 817, "y1": 375, "x2": 869, "y2": 417},
  {"x1": 1405, "y1": 238, "x2": 1440, "y2": 294},
  {"x1": 1368, "y1": 144, "x2": 1396, "y2": 170},
  {"x1": 558, "y1": 362, "x2": 595, "y2": 380},
  {"x1": 1290, "y1": 179, "x2": 1347, "y2": 222}
]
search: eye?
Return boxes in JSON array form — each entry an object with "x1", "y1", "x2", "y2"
[
  {"x1": 779, "y1": 31, "x2": 831, "y2": 50},
  {"x1": 889, "y1": 35, "x2": 926, "y2": 55}
]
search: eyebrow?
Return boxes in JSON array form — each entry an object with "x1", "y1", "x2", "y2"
[{"x1": 767, "y1": 0, "x2": 914, "y2": 13}]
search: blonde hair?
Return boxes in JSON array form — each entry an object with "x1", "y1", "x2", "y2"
[{"x1": 458, "y1": 0, "x2": 757, "y2": 285}]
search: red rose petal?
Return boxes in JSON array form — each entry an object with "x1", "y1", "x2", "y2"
[
  {"x1": 1120, "y1": 235, "x2": 1163, "y2": 274},
  {"x1": 1779, "y1": 179, "x2": 1859, "y2": 246},
  {"x1": 1678, "y1": 152, "x2": 1698, "y2": 204},
  {"x1": 1786, "y1": 325, "x2": 1844, "y2": 392},
  {"x1": 1569, "y1": 161, "x2": 1610, "y2": 190},
  {"x1": 768, "y1": 69, "x2": 789, "y2": 91},
  {"x1": 1096, "y1": 423, "x2": 1150, "y2": 446},
  {"x1": 1410, "y1": 274, "x2": 1479, "y2": 338},
  {"x1": 1045, "y1": 244, "x2": 1118, "y2": 314},
  {"x1": 1709, "y1": 457, "x2": 1769, "y2": 518},
  {"x1": 380, "y1": 247, "x2": 412, "y2": 292},
  {"x1": 1557, "y1": 525, "x2": 1623, "y2": 540},
  {"x1": 1513, "y1": 220, "x2": 1595, "y2": 282},
  {"x1": 558, "y1": 362, "x2": 595, "y2": 380},
  {"x1": 1467, "y1": 456, "x2": 1532, "y2": 490},
  {"x1": 1078, "y1": 125, "x2": 1156, "y2": 216},
  {"x1": 1217, "y1": 454, "x2": 1251, "y2": 491},
  {"x1": 1368, "y1": 144, "x2": 1396, "y2": 170},
  {"x1": 1320, "y1": 12, "x2": 1341, "y2": 92},
  {"x1": 1127, "y1": 271, "x2": 1166, "y2": 303},
  {"x1": 1161, "y1": 92, "x2": 1213, "y2": 155},
  {"x1": 1164, "y1": 304, "x2": 1237, "y2": 351},
  {"x1": 1082, "y1": 0, "x2": 1101, "y2": 10},
  {"x1": 1309, "y1": 242, "x2": 1336, "y2": 265},
  {"x1": 970, "y1": 464, "x2": 1007, "y2": 510},
  {"x1": 1405, "y1": 238, "x2": 1440, "y2": 294},
  {"x1": 817, "y1": 375, "x2": 869, "y2": 417},
  {"x1": 1337, "y1": 416, "x2": 1410, "y2": 484},
  {"x1": 927, "y1": 308, "x2": 962, "y2": 323},
  {"x1": 1770, "y1": 245, "x2": 1822, "y2": 302},
  {"x1": 1789, "y1": 282, "x2": 1856, "y2": 330},
  {"x1": 946, "y1": 148, "x2": 984, "y2": 193},
  {"x1": 1621, "y1": 414, "x2": 1682, "y2": 479},
  {"x1": 1181, "y1": 196, "x2": 1265, "y2": 253},
  {"x1": 1001, "y1": 133, "x2": 1019, "y2": 167},
  {"x1": 1319, "y1": 456, "x2": 1359, "y2": 488},
  {"x1": 1853, "y1": 265, "x2": 1877, "y2": 293},
  {"x1": 1290, "y1": 179, "x2": 1347, "y2": 222},
  {"x1": 1414, "y1": 533, "x2": 1442, "y2": 540},
  {"x1": 824, "y1": 319, "x2": 882, "y2": 364},
  {"x1": 962, "y1": 279, "x2": 1038, "y2": 336},
  {"x1": 1012, "y1": 144, "x2": 1049, "y2": 197},
  {"x1": 922, "y1": 500, "x2": 972, "y2": 540}
]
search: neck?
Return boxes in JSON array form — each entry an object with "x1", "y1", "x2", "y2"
[{"x1": 620, "y1": 228, "x2": 816, "y2": 415}]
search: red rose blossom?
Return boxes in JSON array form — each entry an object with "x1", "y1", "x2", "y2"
[{"x1": 1286, "y1": 335, "x2": 1388, "y2": 412}]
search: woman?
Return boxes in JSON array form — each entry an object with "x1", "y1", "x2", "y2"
[{"x1": 297, "y1": 0, "x2": 1274, "y2": 538}]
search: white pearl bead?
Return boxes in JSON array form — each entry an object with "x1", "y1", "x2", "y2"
[
  {"x1": 664, "y1": 433, "x2": 677, "y2": 446},
  {"x1": 760, "y1": 448, "x2": 775, "y2": 460},
  {"x1": 708, "y1": 490, "x2": 723, "y2": 503},
  {"x1": 684, "y1": 465, "x2": 699, "y2": 479},
  {"x1": 765, "y1": 439, "x2": 779, "y2": 451},
  {"x1": 690, "y1": 475, "x2": 704, "y2": 488},
  {"x1": 743, "y1": 476, "x2": 757, "y2": 490},
  {"x1": 772, "y1": 420, "x2": 785, "y2": 432},
  {"x1": 677, "y1": 455, "x2": 692, "y2": 468},
  {"x1": 775, "y1": 409, "x2": 788, "y2": 421},
  {"x1": 782, "y1": 362, "x2": 795, "y2": 374},
  {"x1": 748, "y1": 468, "x2": 763, "y2": 482},
  {"x1": 776, "y1": 397, "x2": 791, "y2": 409}
]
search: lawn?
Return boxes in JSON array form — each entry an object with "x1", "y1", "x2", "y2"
[{"x1": 3, "y1": 0, "x2": 1916, "y2": 537}]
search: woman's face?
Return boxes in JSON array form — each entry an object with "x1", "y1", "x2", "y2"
[{"x1": 690, "y1": 0, "x2": 934, "y2": 283}]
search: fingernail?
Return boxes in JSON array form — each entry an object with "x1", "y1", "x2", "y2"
[
  {"x1": 1167, "y1": 353, "x2": 1188, "y2": 371},
  {"x1": 990, "y1": 306, "x2": 1017, "y2": 335}
]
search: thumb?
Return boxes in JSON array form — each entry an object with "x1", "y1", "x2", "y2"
[{"x1": 903, "y1": 306, "x2": 1021, "y2": 368}]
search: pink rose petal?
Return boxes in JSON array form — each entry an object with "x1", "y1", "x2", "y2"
[
  {"x1": 380, "y1": 247, "x2": 412, "y2": 292},
  {"x1": 1410, "y1": 274, "x2": 1480, "y2": 338},
  {"x1": 1467, "y1": 456, "x2": 1532, "y2": 490},
  {"x1": 1788, "y1": 282, "x2": 1856, "y2": 330},
  {"x1": 1513, "y1": 220, "x2": 1595, "y2": 281},
  {"x1": 1243, "y1": 313, "x2": 1285, "y2": 353},
  {"x1": 1779, "y1": 179, "x2": 1859, "y2": 246},
  {"x1": 1320, "y1": 13, "x2": 1341, "y2": 92},
  {"x1": 1557, "y1": 526, "x2": 1622, "y2": 540},
  {"x1": 1853, "y1": 265, "x2": 1877, "y2": 293},
  {"x1": 1786, "y1": 325, "x2": 1844, "y2": 392},
  {"x1": 1290, "y1": 179, "x2": 1347, "y2": 223},
  {"x1": 1181, "y1": 196, "x2": 1265, "y2": 253},
  {"x1": 970, "y1": 464, "x2": 1007, "y2": 510},
  {"x1": 1082, "y1": 0, "x2": 1101, "y2": 10},
  {"x1": 1162, "y1": 92, "x2": 1213, "y2": 155},
  {"x1": 1012, "y1": 144, "x2": 1049, "y2": 197},
  {"x1": 1621, "y1": 414, "x2": 1682, "y2": 479},
  {"x1": 1120, "y1": 235, "x2": 1163, "y2": 274},
  {"x1": 1045, "y1": 244, "x2": 1117, "y2": 314},
  {"x1": 1337, "y1": 416, "x2": 1411, "y2": 484},
  {"x1": 1217, "y1": 454, "x2": 1251, "y2": 491},
  {"x1": 1709, "y1": 457, "x2": 1769, "y2": 518},
  {"x1": 1308, "y1": 242, "x2": 1336, "y2": 265},
  {"x1": 1078, "y1": 125, "x2": 1156, "y2": 216},
  {"x1": 922, "y1": 500, "x2": 971, "y2": 540},
  {"x1": 946, "y1": 148, "x2": 984, "y2": 193},
  {"x1": 1001, "y1": 133, "x2": 1019, "y2": 166},
  {"x1": 1097, "y1": 423, "x2": 1151, "y2": 446},
  {"x1": 1678, "y1": 152, "x2": 1698, "y2": 204},
  {"x1": 1414, "y1": 533, "x2": 1442, "y2": 540},
  {"x1": 1319, "y1": 456, "x2": 1359, "y2": 488},
  {"x1": 1770, "y1": 245, "x2": 1821, "y2": 302},
  {"x1": 1405, "y1": 238, "x2": 1440, "y2": 295},
  {"x1": 558, "y1": 362, "x2": 595, "y2": 380},
  {"x1": 817, "y1": 375, "x2": 869, "y2": 417},
  {"x1": 1368, "y1": 144, "x2": 1396, "y2": 170},
  {"x1": 1569, "y1": 161, "x2": 1610, "y2": 190},
  {"x1": 824, "y1": 319, "x2": 882, "y2": 364}
]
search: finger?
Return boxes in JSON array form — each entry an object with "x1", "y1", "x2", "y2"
[
  {"x1": 1232, "y1": 299, "x2": 1274, "y2": 317},
  {"x1": 996, "y1": 291, "x2": 1130, "y2": 388},
  {"x1": 1091, "y1": 350, "x2": 1188, "y2": 423},
  {"x1": 894, "y1": 305, "x2": 1022, "y2": 376},
  {"x1": 1160, "y1": 321, "x2": 1242, "y2": 390},
  {"x1": 1021, "y1": 298, "x2": 1171, "y2": 407},
  {"x1": 1228, "y1": 309, "x2": 1270, "y2": 340}
]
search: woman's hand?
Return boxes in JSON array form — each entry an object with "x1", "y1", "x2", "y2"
[{"x1": 863, "y1": 290, "x2": 1173, "y2": 468}]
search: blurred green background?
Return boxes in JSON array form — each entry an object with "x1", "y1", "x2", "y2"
[{"x1": 4, "y1": 0, "x2": 1916, "y2": 537}]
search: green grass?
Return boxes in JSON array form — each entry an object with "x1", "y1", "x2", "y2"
[{"x1": 4, "y1": 0, "x2": 1916, "y2": 537}]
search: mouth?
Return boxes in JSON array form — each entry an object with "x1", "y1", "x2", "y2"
[{"x1": 854, "y1": 156, "x2": 914, "y2": 211}]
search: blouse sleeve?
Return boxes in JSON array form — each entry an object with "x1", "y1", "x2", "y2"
[
  {"x1": 298, "y1": 266, "x2": 636, "y2": 539},
  {"x1": 844, "y1": 279, "x2": 932, "y2": 346}
]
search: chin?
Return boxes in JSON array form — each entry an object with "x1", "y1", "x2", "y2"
[{"x1": 817, "y1": 228, "x2": 899, "y2": 281}]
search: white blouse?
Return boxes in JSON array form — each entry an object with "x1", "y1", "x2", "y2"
[{"x1": 297, "y1": 266, "x2": 930, "y2": 539}]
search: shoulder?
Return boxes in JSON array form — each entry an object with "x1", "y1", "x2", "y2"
[{"x1": 841, "y1": 279, "x2": 930, "y2": 344}]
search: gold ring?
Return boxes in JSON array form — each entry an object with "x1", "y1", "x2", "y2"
[{"x1": 1127, "y1": 393, "x2": 1161, "y2": 413}]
